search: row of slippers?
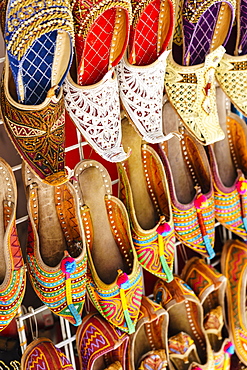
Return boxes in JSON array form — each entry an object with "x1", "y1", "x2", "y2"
[
  {"x1": 20, "y1": 252, "x2": 245, "y2": 370},
  {"x1": 1, "y1": 0, "x2": 247, "y2": 180},
  {"x1": 2, "y1": 149, "x2": 247, "y2": 362}
]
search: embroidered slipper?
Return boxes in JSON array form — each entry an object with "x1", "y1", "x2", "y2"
[
  {"x1": 221, "y1": 239, "x2": 247, "y2": 366},
  {"x1": 20, "y1": 337, "x2": 74, "y2": 370},
  {"x1": 76, "y1": 312, "x2": 129, "y2": 370},
  {"x1": 23, "y1": 162, "x2": 87, "y2": 326},
  {"x1": 73, "y1": 159, "x2": 143, "y2": 334},
  {"x1": 181, "y1": 257, "x2": 234, "y2": 370},
  {"x1": 63, "y1": 0, "x2": 131, "y2": 163},
  {"x1": 165, "y1": 0, "x2": 236, "y2": 145},
  {"x1": 117, "y1": 117, "x2": 175, "y2": 282},
  {"x1": 216, "y1": 0, "x2": 247, "y2": 116},
  {"x1": 207, "y1": 90, "x2": 247, "y2": 241},
  {"x1": 158, "y1": 101, "x2": 215, "y2": 259},
  {"x1": 116, "y1": 0, "x2": 174, "y2": 144},
  {"x1": 0, "y1": 0, "x2": 74, "y2": 185},
  {"x1": 153, "y1": 276, "x2": 215, "y2": 370},
  {"x1": 0, "y1": 158, "x2": 26, "y2": 333},
  {"x1": 4, "y1": 0, "x2": 74, "y2": 105},
  {"x1": 127, "y1": 295, "x2": 169, "y2": 370}
]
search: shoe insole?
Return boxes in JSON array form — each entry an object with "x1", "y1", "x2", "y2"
[
  {"x1": 163, "y1": 102, "x2": 195, "y2": 204},
  {"x1": 214, "y1": 88, "x2": 237, "y2": 187},
  {"x1": 77, "y1": 8, "x2": 127, "y2": 86},
  {"x1": 38, "y1": 184, "x2": 66, "y2": 267},
  {"x1": 183, "y1": 2, "x2": 232, "y2": 66},
  {"x1": 121, "y1": 119, "x2": 159, "y2": 230},
  {"x1": 77, "y1": 166, "x2": 127, "y2": 284},
  {"x1": 129, "y1": 0, "x2": 171, "y2": 66},
  {"x1": 9, "y1": 30, "x2": 71, "y2": 105}
]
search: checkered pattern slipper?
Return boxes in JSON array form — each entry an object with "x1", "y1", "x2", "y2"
[{"x1": 63, "y1": 0, "x2": 131, "y2": 162}]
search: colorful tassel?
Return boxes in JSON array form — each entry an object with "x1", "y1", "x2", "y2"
[
  {"x1": 224, "y1": 342, "x2": 234, "y2": 355},
  {"x1": 158, "y1": 234, "x2": 173, "y2": 282},
  {"x1": 203, "y1": 235, "x2": 215, "y2": 259},
  {"x1": 157, "y1": 222, "x2": 171, "y2": 236},
  {"x1": 236, "y1": 177, "x2": 247, "y2": 194},
  {"x1": 194, "y1": 194, "x2": 208, "y2": 210},
  {"x1": 61, "y1": 252, "x2": 81, "y2": 326},
  {"x1": 117, "y1": 270, "x2": 135, "y2": 334}
]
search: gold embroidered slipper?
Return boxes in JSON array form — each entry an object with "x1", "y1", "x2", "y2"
[
  {"x1": 165, "y1": 0, "x2": 236, "y2": 145},
  {"x1": 159, "y1": 101, "x2": 215, "y2": 259},
  {"x1": 117, "y1": 117, "x2": 175, "y2": 282},
  {"x1": 216, "y1": 0, "x2": 247, "y2": 116},
  {"x1": 208, "y1": 89, "x2": 247, "y2": 241},
  {"x1": 181, "y1": 257, "x2": 234, "y2": 370},
  {"x1": 1, "y1": 0, "x2": 74, "y2": 185},
  {"x1": 73, "y1": 159, "x2": 143, "y2": 334},
  {"x1": 0, "y1": 157, "x2": 26, "y2": 333},
  {"x1": 127, "y1": 296, "x2": 169, "y2": 370},
  {"x1": 221, "y1": 239, "x2": 247, "y2": 366},
  {"x1": 23, "y1": 162, "x2": 87, "y2": 326},
  {"x1": 153, "y1": 276, "x2": 214, "y2": 370}
]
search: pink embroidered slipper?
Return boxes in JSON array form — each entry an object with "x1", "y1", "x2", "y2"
[
  {"x1": 73, "y1": 159, "x2": 143, "y2": 334},
  {"x1": 23, "y1": 162, "x2": 87, "y2": 326},
  {"x1": 76, "y1": 312, "x2": 129, "y2": 370},
  {"x1": 117, "y1": 117, "x2": 175, "y2": 282},
  {"x1": 63, "y1": 0, "x2": 131, "y2": 162},
  {"x1": 158, "y1": 101, "x2": 215, "y2": 259},
  {"x1": 0, "y1": 157, "x2": 26, "y2": 332},
  {"x1": 116, "y1": 0, "x2": 175, "y2": 144}
]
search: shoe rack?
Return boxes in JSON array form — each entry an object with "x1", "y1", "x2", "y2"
[{"x1": 0, "y1": 30, "x2": 234, "y2": 369}]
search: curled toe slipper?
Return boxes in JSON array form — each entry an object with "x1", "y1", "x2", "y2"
[
  {"x1": 153, "y1": 276, "x2": 215, "y2": 370},
  {"x1": 208, "y1": 90, "x2": 247, "y2": 241},
  {"x1": 221, "y1": 239, "x2": 247, "y2": 366},
  {"x1": 159, "y1": 101, "x2": 215, "y2": 259},
  {"x1": 127, "y1": 296, "x2": 169, "y2": 370},
  {"x1": 23, "y1": 162, "x2": 87, "y2": 326},
  {"x1": 181, "y1": 257, "x2": 234, "y2": 370},
  {"x1": 165, "y1": 0, "x2": 236, "y2": 145},
  {"x1": 73, "y1": 159, "x2": 143, "y2": 334},
  {"x1": 116, "y1": 0, "x2": 174, "y2": 144},
  {"x1": 21, "y1": 337, "x2": 74, "y2": 370},
  {"x1": 76, "y1": 312, "x2": 129, "y2": 370},
  {"x1": 117, "y1": 118, "x2": 176, "y2": 282},
  {"x1": 63, "y1": 0, "x2": 131, "y2": 162},
  {"x1": 0, "y1": 158, "x2": 26, "y2": 333},
  {"x1": 1, "y1": 0, "x2": 74, "y2": 185}
]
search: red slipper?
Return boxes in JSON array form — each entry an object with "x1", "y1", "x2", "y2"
[{"x1": 64, "y1": 0, "x2": 132, "y2": 162}]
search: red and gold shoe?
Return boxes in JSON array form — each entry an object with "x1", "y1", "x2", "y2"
[{"x1": 21, "y1": 337, "x2": 74, "y2": 370}]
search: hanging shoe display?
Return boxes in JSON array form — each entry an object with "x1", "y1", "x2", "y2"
[{"x1": 0, "y1": 0, "x2": 74, "y2": 185}]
